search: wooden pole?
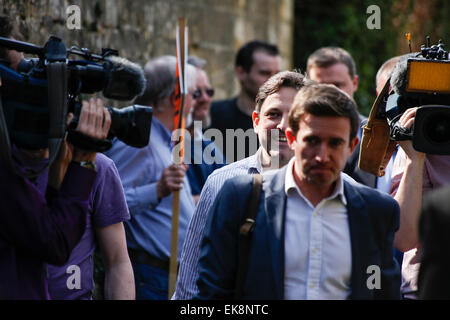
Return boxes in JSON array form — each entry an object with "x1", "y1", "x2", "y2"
[{"x1": 168, "y1": 17, "x2": 188, "y2": 299}]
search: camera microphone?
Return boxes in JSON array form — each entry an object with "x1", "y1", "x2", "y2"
[
  {"x1": 1, "y1": 36, "x2": 153, "y2": 152},
  {"x1": 102, "y1": 56, "x2": 146, "y2": 101}
]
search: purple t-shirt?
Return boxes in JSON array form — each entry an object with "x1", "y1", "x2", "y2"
[
  {"x1": 0, "y1": 147, "x2": 96, "y2": 299},
  {"x1": 46, "y1": 153, "x2": 130, "y2": 300}
]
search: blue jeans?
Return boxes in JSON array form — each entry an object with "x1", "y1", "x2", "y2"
[{"x1": 131, "y1": 262, "x2": 169, "y2": 300}]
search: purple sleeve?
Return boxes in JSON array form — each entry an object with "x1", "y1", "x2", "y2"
[
  {"x1": 0, "y1": 162, "x2": 96, "y2": 266},
  {"x1": 91, "y1": 155, "x2": 130, "y2": 228}
]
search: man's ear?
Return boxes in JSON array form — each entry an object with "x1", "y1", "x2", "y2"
[
  {"x1": 252, "y1": 110, "x2": 260, "y2": 132},
  {"x1": 285, "y1": 127, "x2": 297, "y2": 149},
  {"x1": 167, "y1": 92, "x2": 179, "y2": 109},
  {"x1": 352, "y1": 74, "x2": 359, "y2": 94},
  {"x1": 235, "y1": 66, "x2": 247, "y2": 82},
  {"x1": 349, "y1": 136, "x2": 359, "y2": 154}
]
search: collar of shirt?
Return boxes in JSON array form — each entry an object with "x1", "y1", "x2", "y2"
[
  {"x1": 247, "y1": 148, "x2": 264, "y2": 174},
  {"x1": 152, "y1": 116, "x2": 173, "y2": 148},
  {"x1": 284, "y1": 157, "x2": 347, "y2": 207}
]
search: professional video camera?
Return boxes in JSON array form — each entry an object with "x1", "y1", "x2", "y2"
[
  {"x1": 387, "y1": 37, "x2": 450, "y2": 154},
  {"x1": 0, "y1": 35, "x2": 152, "y2": 158},
  {"x1": 359, "y1": 37, "x2": 450, "y2": 177}
]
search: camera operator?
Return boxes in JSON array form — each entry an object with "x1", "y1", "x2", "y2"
[
  {"x1": 0, "y1": 97, "x2": 111, "y2": 299},
  {"x1": 390, "y1": 107, "x2": 450, "y2": 299},
  {"x1": 0, "y1": 16, "x2": 113, "y2": 299}
]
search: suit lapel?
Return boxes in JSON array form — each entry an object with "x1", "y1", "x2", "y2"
[
  {"x1": 261, "y1": 172, "x2": 376, "y2": 299},
  {"x1": 344, "y1": 181, "x2": 374, "y2": 299},
  {"x1": 263, "y1": 166, "x2": 288, "y2": 299}
]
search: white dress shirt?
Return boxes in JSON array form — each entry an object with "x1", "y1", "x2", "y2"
[{"x1": 284, "y1": 158, "x2": 352, "y2": 300}]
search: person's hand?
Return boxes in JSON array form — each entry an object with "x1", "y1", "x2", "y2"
[
  {"x1": 156, "y1": 164, "x2": 189, "y2": 200},
  {"x1": 48, "y1": 98, "x2": 111, "y2": 189},
  {"x1": 72, "y1": 98, "x2": 112, "y2": 162},
  {"x1": 396, "y1": 107, "x2": 426, "y2": 162}
]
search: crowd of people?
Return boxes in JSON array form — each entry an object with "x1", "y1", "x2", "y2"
[{"x1": 0, "y1": 13, "x2": 449, "y2": 300}]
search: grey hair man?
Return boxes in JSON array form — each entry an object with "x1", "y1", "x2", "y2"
[{"x1": 105, "y1": 55, "x2": 197, "y2": 300}]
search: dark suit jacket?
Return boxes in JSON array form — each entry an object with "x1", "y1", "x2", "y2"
[
  {"x1": 196, "y1": 166, "x2": 401, "y2": 300},
  {"x1": 418, "y1": 186, "x2": 450, "y2": 299}
]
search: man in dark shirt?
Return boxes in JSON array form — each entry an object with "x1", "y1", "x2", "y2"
[{"x1": 210, "y1": 40, "x2": 281, "y2": 163}]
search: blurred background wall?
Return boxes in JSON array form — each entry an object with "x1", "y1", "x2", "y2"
[
  {"x1": 0, "y1": 0, "x2": 293, "y2": 104},
  {"x1": 1, "y1": 0, "x2": 447, "y2": 115}
]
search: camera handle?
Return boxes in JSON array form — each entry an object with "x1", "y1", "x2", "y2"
[
  {"x1": 389, "y1": 113, "x2": 414, "y2": 141},
  {"x1": 66, "y1": 126, "x2": 113, "y2": 152}
]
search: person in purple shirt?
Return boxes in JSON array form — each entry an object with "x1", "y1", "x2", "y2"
[
  {"x1": 46, "y1": 153, "x2": 134, "y2": 300},
  {"x1": 0, "y1": 18, "x2": 112, "y2": 299},
  {"x1": 0, "y1": 98, "x2": 111, "y2": 299}
]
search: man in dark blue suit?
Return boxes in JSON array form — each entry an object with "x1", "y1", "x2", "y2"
[{"x1": 196, "y1": 83, "x2": 400, "y2": 300}]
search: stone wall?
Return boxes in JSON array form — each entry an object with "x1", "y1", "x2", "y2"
[{"x1": 1, "y1": 0, "x2": 293, "y2": 101}]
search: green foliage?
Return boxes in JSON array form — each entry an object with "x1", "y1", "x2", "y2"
[{"x1": 293, "y1": 0, "x2": 400, "y2": 116}]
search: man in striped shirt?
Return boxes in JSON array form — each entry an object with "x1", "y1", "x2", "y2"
[{"x1": 172, "y1": 70, "x2": 311, "y2": 299}]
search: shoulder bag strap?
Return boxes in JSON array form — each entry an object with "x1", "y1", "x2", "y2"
[{"x1": 234, "y1": 173, "x2": 263, "y2": 299}]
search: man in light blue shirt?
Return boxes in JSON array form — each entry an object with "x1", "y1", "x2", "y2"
[{"x1": 105, "y1": 56, "x2": 197, "y2": 300}]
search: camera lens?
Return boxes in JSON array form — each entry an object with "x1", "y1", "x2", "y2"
[
  {"x1": 424, "y1": 113, "x2": 450, "y2": 144},
  {"x1": 108, "y1": 105, "x2": 152, "y2": 148}
]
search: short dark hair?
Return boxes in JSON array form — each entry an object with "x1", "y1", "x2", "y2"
[
  {"x1": 306, "y1": 47, "x2": 357, "y2": 79},
  {"x1": 255, "y1": 70, "x2": 312, "y2": 112},
  {"x1": 375, "y1": 55, "x2": 401, "y2": 88},
  {"x1": 235, "y1": 40, "x2": 279, "y2": 72},
  {"x1": 289, "y1": 83, "x2": 359, "y2": 141}
]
